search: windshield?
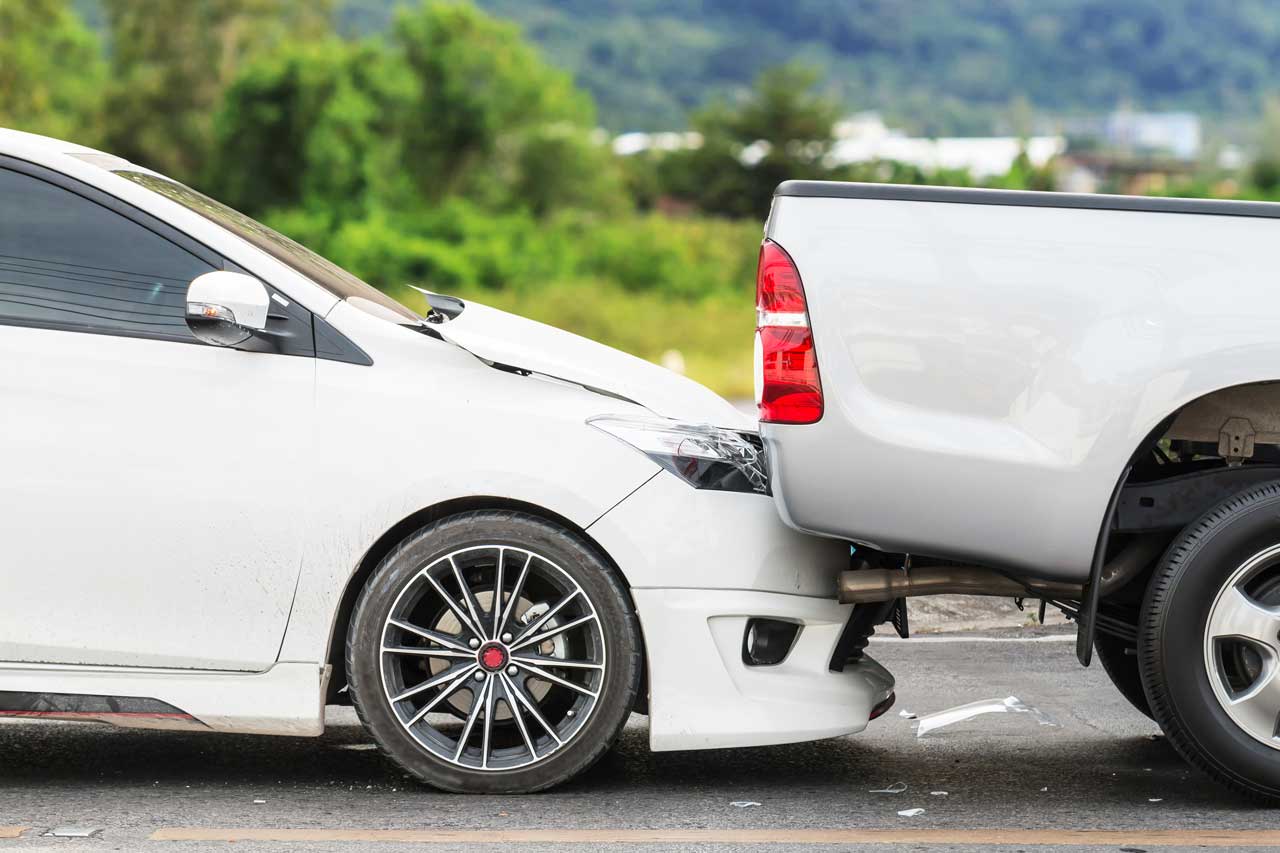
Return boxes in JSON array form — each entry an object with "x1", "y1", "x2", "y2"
[{"x1": 114, "y1": 170, "x2": 421, "y2": 323}]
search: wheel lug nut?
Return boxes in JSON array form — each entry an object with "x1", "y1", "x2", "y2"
[
  {"x1": 506, "y1": 665, "x2": 518, "y2": 676},
  {"x1": 468, "y1": 638, "x2": 481, "y2": 649},
  {"x1": 473, "y1": 671, "x2": 486, "y2": 681},
  {"x1": 501, "y1": 633, "x2": 512, "y2": 643}
]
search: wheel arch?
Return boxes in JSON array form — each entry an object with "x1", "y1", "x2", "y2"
[
  {"x1": 1079, "y1": 379, "x2": 1280, "y2": 663},
  {"x1": 322, "y1": 496, "x2": 643, "y2": 704},
  {"x1": 1101, "y1": 378, "x2": 1280, "y2": 533}
]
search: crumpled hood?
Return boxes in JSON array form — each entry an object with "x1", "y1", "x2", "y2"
[{"x1": 432, "y1": 297, "x2": 753, "y2": 429}]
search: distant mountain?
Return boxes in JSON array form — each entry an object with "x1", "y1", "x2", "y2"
[{"x1": 86, "y1": 0, "x2": 1280, "y2": 135}]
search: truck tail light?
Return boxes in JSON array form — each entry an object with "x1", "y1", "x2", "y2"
[{"x1": 755, "y1": 240, "x2": 823, "y2": 424}]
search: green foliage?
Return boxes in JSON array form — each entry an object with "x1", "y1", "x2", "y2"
[
  {"x1": 101, "y1": 0, "x2": 333, "y2": 181},
  {"x1": 210, "y1": 2, "x2": 625, "y2": 220},
  {"x1": 658, "y1": 64, "x2": 846, "y2": 218},
  {"x1": 209, "y1": 37, "x2": 403, "y2": 216},
  {"x1": 0, "y1": 0, "x2": 104, "y2": 142},
  {"x1": 394, "y1": 3, "x2": 581, "y2": 197},
  {"x1": 266, "y1": 198, "x2": 760, "y2": 300}
]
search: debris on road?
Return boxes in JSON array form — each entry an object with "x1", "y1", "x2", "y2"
[
  {"x1": 915, "y1": 695, "x2": 1059, "y2": 738},
  {"x1": 337, "y1": 743, "x2": 378, "y2": 751},
  {"x1": 930, "y1": 791, "x2": 948, "y2": 796},
  {"x1": 253, "y1": 799, "x2": 266, "y2": 805},
  {"x1": 730, "y1": 801, "x2": 761, "y2": 808},
  {"x1": 897, "y1": 808, "x2": 926, "y2": 817},
  {"x1": 869, "y1": 782, "x2": 908, "y2": 794},
  {"x1": 44, "y1": 827, "x2": 101, "y2": 838},
  {"x1": 898, "y1": 709, "x2": 917, "y2": 719}
]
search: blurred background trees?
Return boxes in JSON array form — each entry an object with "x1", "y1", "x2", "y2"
[
  {"x1": 0, "y1": 0, "x2": 104, "y2": 140},
  {"x1": 0, "y1": 0, "x2": 1272, "y2": 395}
]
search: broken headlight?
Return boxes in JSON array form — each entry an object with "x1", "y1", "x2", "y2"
[{"x1": 587, "y1": 415, "x2": 769, "y2": 494}]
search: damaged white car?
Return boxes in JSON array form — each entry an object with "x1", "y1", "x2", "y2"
[
  {"x1": 0, "y1": 130, "x2": 893, "y2": 794},
  {"x1": 761, "y1": 179, "x2": 1280, "y2": 801}
]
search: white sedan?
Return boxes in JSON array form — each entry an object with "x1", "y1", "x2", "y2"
[{"x1": 0, "y1": 129, "x2": 892, "y2": 793}]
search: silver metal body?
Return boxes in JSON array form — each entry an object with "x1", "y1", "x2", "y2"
[{"x1": 764, "y1": 185, "x2": 1280, "y2": 581}]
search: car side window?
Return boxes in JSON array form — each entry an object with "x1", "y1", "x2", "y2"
[{"x1": 0, "y1": 167, "x2": 214, "y2": 342}]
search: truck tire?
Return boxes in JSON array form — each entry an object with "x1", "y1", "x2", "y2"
[
  {"x1": 346, "y1": 510, "x2": 643, "y2": 793},
  {"x1": 1094, "y1": 634, "x2": 1151, "y2": 719},
  {"x1": 1139, "y1": 482, "x2": 1280, "y2": 801}
]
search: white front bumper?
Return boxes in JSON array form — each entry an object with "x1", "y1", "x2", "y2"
[
  {"x1": 588, "y1": 472, "x2": 894, "y2": 752},
  {"x1": 632, "y1": 588, "x2": 893, "y2": 751}
]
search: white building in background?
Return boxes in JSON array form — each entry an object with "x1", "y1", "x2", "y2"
[
  {"x1": 609, "y1": 113, "x2": 1067, "y2": 179},
  {"x1": 828, "y1": 113, "x2": 1065, "y2": 178},
  {"x1": 1102, "y1": 111, "x2": 1201, "y2": 160},
  {"x1": 612, "y1": 131, "x2": 703, "y2": 157}
]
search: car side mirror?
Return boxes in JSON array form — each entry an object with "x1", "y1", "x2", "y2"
[{"x1": 185, "y1": 271, "x2": 270, "y2": 347}]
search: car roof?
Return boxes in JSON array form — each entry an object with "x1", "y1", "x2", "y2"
[{"x1": 0, "y1": 127, "x2": 135, "y2": 171}]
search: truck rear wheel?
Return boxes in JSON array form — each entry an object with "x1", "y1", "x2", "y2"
[
  {"x1": 1094, "y1": 634, "x2": 1151, "y2": 719},
  {"x1": 1139, "y1": 482, "x2": 1280, "y2": 801}
]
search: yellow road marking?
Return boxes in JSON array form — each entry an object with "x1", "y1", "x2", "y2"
[
  {"x1": 0, "y1": 827, "x2": 26, "y2": 839},
  {"x1": 150, "y1": 827, "x2": 1280, "y2": 845}
]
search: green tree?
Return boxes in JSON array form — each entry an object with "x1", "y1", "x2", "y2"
[
  {"x1": 1248, "y1": 94, "x2": 1280, "y2": 196},
  {"x1": 0, "y1": 0, "x2": 104, "y2": 142},
  {"x1": 390, "y1": 2, "x2": 618, "y2": 212},
  {"x1": 658, "y1": 64, "x2": 843, "y2": 217},
  {"x1": 102, "y1": 0, "x2": 332, "y2": 182},
  {"x1": 209, "y1": 2, "x2": 624, "y2": 219},
  {"x1": 209, "y1": 38, "x2": 406, "y2": 217}
]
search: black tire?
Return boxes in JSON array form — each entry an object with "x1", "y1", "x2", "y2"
[
  {"x1": 346, "y1": 510, "x2": 642, "y2": 793},
  {"x1": 1094, "y1": 633, "x2": 1152, "y2": 719},
  {"x1": 1139, "y1": 482, "x2": 1280, "y2": 801}
]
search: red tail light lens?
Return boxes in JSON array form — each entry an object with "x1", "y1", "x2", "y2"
[{"x1": 755, "y1": 240, "x2": 822, "y2": 424}]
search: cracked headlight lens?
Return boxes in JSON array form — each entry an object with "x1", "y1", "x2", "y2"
[{"x1": 587, "y1": 415, "x2": 769, "y2": 494}]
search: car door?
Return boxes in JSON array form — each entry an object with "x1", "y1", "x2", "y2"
[{"x1": 0, "y1": 162, "x2": 315, "y2": 671}]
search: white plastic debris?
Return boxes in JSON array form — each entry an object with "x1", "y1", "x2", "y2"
[
  {"x1": 338, "y1": 743, "x2": 378, "y2": 751},
  {"x1": 730, "y1": 801, "x2": 760, "y2": 808},
  {"x1": 897, "y1": 808, "x2": 926, "y2": 817},
  {"x1": 45, "y1": 827, "x2": 101, "y2": 838},
  {"x1": 930, "y1": 791, "x2": 948, "y2": 796},
  {"x1": 869, "y1": 782, "x2": 908, "y2": 794},
  {"x1": 253, "y1": 799, "x2": 266, "y2": 805},
  {"x1": 915, "y1": 695, "x2": 1059, "y2": 738},
  {"x1": 898, "y1": 710, "x2": 917, "y2": 720},
  {"x1": 1148, "y1": 798, "x2": 1163, "y2": 803}
]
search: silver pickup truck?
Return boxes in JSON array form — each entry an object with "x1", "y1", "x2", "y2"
[{"x1": 759, "y1": 180, "x2": 1280, "y2": 801}]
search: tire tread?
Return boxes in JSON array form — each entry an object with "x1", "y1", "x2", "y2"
[{"x1": 1139, "y1": 481, "x2": 1280, "y2": 802}]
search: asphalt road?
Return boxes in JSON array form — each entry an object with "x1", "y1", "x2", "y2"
[{"x1": 0, "y1": 625, "x2": 1274, "y2": 852}]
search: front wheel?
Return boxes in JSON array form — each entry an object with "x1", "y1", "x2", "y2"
[
  {"x1": 346, "y1": 510, "x2": 642, "y2": 793},
  {"x1": 1140, "y1": 482, "x2": 1280, "y2": 801}
]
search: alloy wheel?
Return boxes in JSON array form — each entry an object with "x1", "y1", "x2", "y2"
[
  {"x1": 379, "y1": 545, "x2": 607, "y2": 771},
  {"x1": 1204, "y1": 542, "x2": 1280, "y2": 749}
]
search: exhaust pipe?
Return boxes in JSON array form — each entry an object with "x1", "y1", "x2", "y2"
[
  {"x1": 837, "y1": 566, "x2": 1082, "y2": 604},
  {"x1": 836, "y1": 534, "x2": 1166, "y2": 604}
]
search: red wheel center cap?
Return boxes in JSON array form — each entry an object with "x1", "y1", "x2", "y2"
[{"x1": 478, "y1": 643, "x2": 508, "y2": 672}]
